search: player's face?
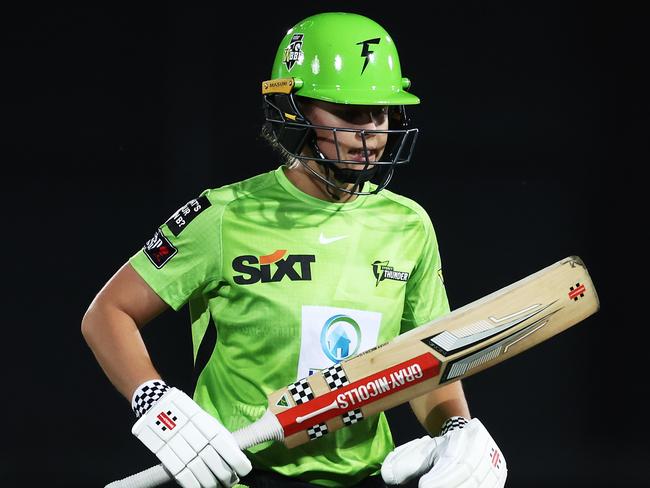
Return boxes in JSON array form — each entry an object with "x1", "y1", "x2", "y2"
[{"x1": 301, "y1": 100, "x2": 390, "y2": 167}]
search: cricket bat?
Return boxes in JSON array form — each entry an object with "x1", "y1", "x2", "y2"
[{"x1": 106, "y1": 255, "x2": 599, "y2": 488}]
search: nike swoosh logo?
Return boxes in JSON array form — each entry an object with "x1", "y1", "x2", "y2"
[{"x1": 319, "y1": 232, "x2": 348, "y2": 245}]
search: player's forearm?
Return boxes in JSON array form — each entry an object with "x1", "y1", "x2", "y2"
[
  {"x1": 81, "y1": 301, "x2": 161, "y2": 401},
  {"x1": 409, "y1": 381, "x2": 470, "y2": 435}
]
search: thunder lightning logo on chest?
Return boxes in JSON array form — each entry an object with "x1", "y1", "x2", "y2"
[
  {"x1": 283, "y1": 33, "x2": 304, "y2": 71},
  {"x1": 372, "y1": 260, "x2": 410, "y2": 287}
]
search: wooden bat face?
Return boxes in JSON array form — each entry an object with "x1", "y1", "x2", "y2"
[{"x1": 265, "y1": 256, "x2": 599, "y2": 448}]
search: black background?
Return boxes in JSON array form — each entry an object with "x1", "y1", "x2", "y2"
[{"x1": 1, "y1": 2, "x2": 646, "y2": 487}]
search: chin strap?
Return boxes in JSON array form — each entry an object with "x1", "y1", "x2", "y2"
[{"x1": 324, "y1": 163, "x2": 378, "y2": 184}]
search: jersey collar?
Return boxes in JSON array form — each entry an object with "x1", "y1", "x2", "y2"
[{"x1": 274, "y1": 166, "x2": 372, "y2": 211}]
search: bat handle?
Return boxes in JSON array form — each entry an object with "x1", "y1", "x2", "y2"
[
  {"x1": 104, "y1": 410, "x2": 284, "y2": 488},
  {"x1": 232, "y1": 408, "x2": 285, "y2": 449},
  {"x1": 104, "y1": 465, "x2": 170, "y2": 488}
]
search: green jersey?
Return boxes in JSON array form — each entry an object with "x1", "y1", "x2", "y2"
[{"x1": 129, "y1": 166, "x2": 449, "y2": 487}]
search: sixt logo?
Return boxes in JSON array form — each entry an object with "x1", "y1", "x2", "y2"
[
  {"x1": 372, "y1": 260, "x2": 410, "y2": 287},
  {"x1": 233, "y1": 250, "x2": 315, "y2": 285}
]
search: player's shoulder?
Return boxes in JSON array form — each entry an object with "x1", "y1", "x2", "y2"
[
  {"x1": 195, "y1": 171, "x2": 277, "y2": 213},
  {"x1": 200, "y1": 169, "x2": 279, "y2": 207},
  {"x1": 164, "y1": 170, "x2": 278, "y2": 233},
  {"x1": 374, "y1": 188, "x2": 434, "y2": 226}
]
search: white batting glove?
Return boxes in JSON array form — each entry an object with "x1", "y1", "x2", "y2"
[
  {"x1": 130, "y1": 380, "x2": 251, "y2": 488},
  {"x1": 381, "y1": 417, "x2": 507, "y2": 488}
]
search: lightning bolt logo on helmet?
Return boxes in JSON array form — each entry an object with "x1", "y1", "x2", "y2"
[{"x1": 356, "y1": 38, "x2": 380, "y2": 75}]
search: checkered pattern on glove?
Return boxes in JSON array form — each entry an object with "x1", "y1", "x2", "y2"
[
  {"x1": 131, "y1": 379, "x2": 171, "y2": 418},
  {"x1": 439, "y1": 415, "x2": 469, "y2": 436}
]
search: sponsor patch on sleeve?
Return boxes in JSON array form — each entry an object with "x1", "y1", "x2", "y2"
[
  {"x1": 143, "y1": 229, "x2": 177, "y2": 268},
  {"x1": 166, "y1": 195, "x2": 211, "y2": 237}
]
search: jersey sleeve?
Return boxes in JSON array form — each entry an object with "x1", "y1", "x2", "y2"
[
  {"x1": 400, "y1": 211, "x2": 450, "y2": 333},
  {"x1": 128, "y1": 190, "x2": 221, "y2": 311}
]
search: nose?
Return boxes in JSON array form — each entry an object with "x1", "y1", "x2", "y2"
[{"x1": 356, "y1": 118, "x2": 386, "y2": 145}]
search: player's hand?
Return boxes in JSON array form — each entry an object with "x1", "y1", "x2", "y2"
[
  {"x1": 381, "y1": 417, "x2": 507, "y2": 488},
  {"x1": 131, "y1": 387, "x2": 252, "y2": 488}
]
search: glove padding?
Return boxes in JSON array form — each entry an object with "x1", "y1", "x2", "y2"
[
  {"x1": 381, "y1": 418, "x2": 507, "y2": 488},
  {"x1": 132, "y1": 387, "x2": 252, "y2": 488}
]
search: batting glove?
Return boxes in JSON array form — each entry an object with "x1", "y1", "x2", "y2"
[
  {"x1": 381, "y1": 417, "x2": 507, "y2": 488},
  {"x1": 131, "y1": 380, "x2": 251, "y2": 488}
]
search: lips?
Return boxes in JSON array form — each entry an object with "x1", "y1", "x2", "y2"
[{"x1": 347, "y1": 148, "x2": 378, "y2": 162}]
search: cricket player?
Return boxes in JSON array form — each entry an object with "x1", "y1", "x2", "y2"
[{"x1": 82, "y1": 12, "x2": 507, "y2": 488}]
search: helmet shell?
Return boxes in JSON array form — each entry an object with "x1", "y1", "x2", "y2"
[{"x1": 270, "y1": 12, "x2": 419, "y2": 105}]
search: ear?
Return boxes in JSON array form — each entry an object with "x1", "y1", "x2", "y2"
[{"x1": 295, "y1": 96, "x2": 314, "y2": 118}]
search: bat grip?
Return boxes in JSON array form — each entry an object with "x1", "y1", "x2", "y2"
[
  {"x1": 232, "y1": 409, "x2": 285, "y2": 449},
  {"x1": 103, "y1": 465, "x2": 170, "y2": 488},
  {"x1": 104, "y1": 410, "x2": 284, "y2": 488}
]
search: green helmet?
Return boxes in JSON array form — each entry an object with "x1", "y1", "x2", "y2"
[
  {"x1": 269, "y1": 12, "x2": 419, "y2": 106},
  {"x1": 262, "y1": 12, "x2": 420, "y2": 196}
]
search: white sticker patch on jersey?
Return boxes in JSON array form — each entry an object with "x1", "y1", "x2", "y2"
[{"x1": 296, "y1": 306, "x2": 382, "y2": 380}]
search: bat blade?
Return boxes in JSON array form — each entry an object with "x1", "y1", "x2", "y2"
[
  {"x1": 106, "y1": 255, "x2": 600, "y2": 488},
  {"x1": 267, "y1": 255, "x2": 599, "y2": 448}
]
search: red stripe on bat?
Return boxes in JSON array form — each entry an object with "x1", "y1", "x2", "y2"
[
  {"x1": 277, "y1": 353, "x2": 440, "y2": 437},
  {"x1": 569, "y1": 284, "x2": 586, "y2": 300},
  {"x1": 157, "y1": 412, "x2": 176, "y2": 430}
]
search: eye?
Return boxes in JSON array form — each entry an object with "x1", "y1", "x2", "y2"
[
  {"x1": 370, "y1": 107, "x2": 389, "y2": 124},
  {"x1": 334, "y1": 107, "x2": 357, "y2": 118},
  {"x1": 334, "y1": 106, "x2": 388, "y2": 124}
]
